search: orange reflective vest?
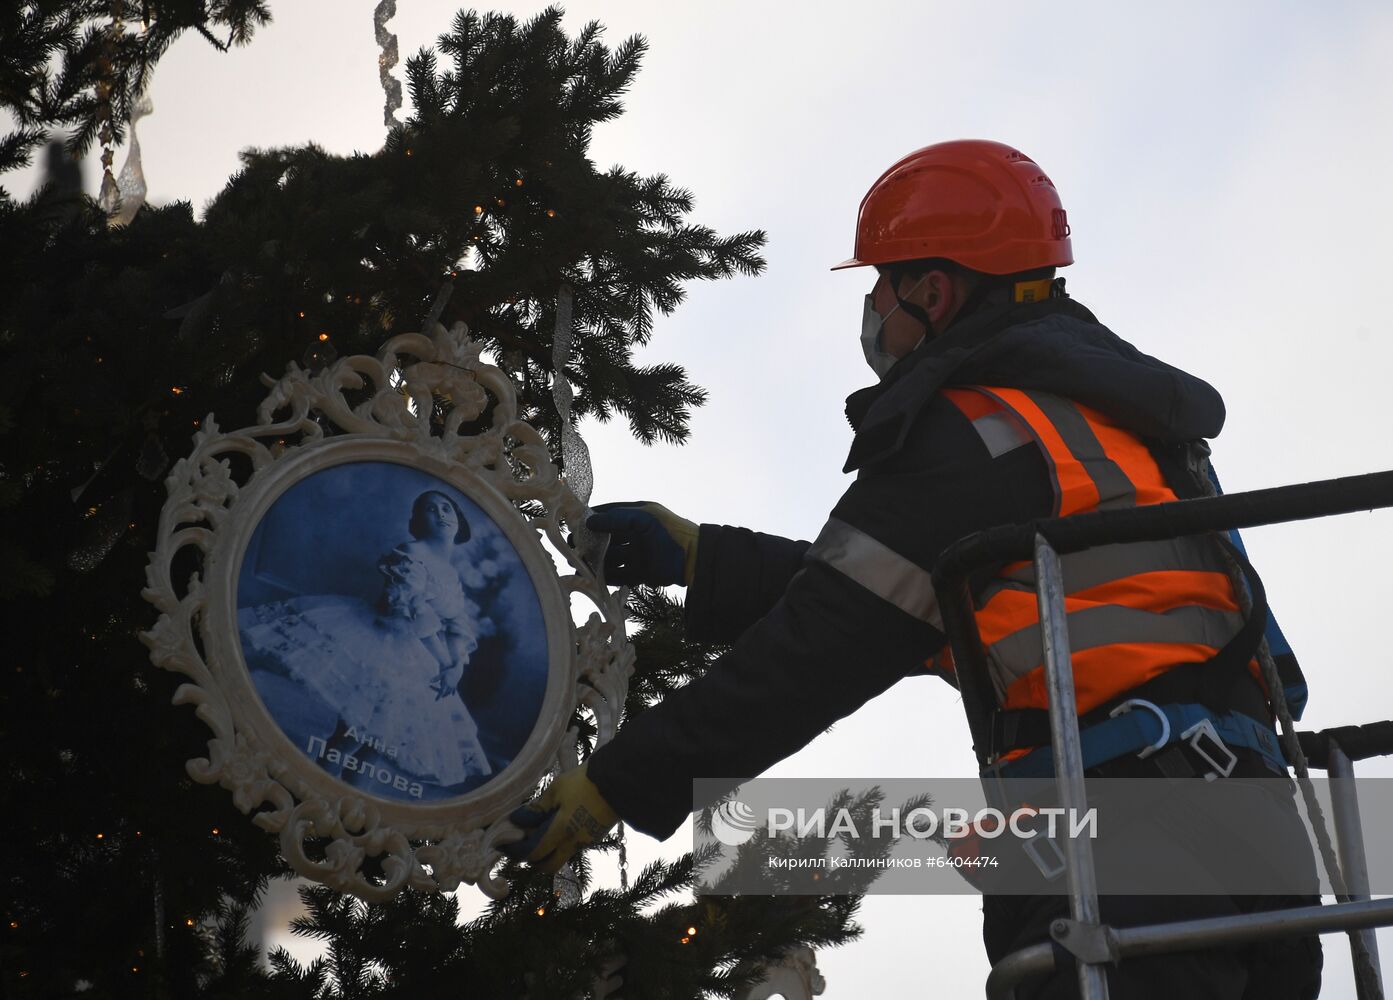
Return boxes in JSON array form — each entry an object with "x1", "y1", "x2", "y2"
[{"x1": 937, "y1": 385, "x2": 1249, "y2": 718}]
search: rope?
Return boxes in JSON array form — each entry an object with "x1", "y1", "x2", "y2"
[
  {"x1": 617, "y1": 821, "x2": 629, "y2": 892},
  {"x1": 1196, "y1": 455, "x2": 1383, "y2": 998}
]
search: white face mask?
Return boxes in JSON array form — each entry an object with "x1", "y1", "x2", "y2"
[{"x1": 860, "y1": 274, "x2": 928, "y2": 380}]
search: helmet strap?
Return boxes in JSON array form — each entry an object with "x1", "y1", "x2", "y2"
[
  {"x1": 888, "y1": 266, "x2": 1069, "y2": 338},
  {"x1": 886, "y1": 266, "x2": 933, "y2": 330}
]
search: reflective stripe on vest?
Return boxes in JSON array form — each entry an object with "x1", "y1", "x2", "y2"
[{"x1": 941, "y1": 386, "x2": 1246, "y2": 716}]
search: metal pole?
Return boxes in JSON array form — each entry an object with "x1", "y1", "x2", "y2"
[
  {"x1": 1116, "y1": 897, "x2": 1393, "y2": 958},
  {"x1": 988, "y1": 898, "x2": 1393, "y2": 1000},
  {"x1": 1329, "y1": 741, "x2": 1386, "y2": 1000},
  {"x1": 1034, "y1": 534, "x2": 1109, "y2": 1000},
  {"x1": 985, "y1": 943, "x2": 1056, "y2": 1000}
]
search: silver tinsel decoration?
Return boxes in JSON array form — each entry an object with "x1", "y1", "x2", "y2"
[
  {"x1": 104, "y1": 88, "x2": 153, "y2": 227},
  {"x1": 136, "y1": 433, "x2": 169, "y2": 482},
  {"x1": 374, "y1": 0, "x2": 403, "y2": 127},
  {"x1": 552, "y1": 863, "x2": 581, "y2": 908},
  {"x1": 547, "y1": 285, "x2": 620, "y2": 899},
  {"x1": 550, "y1": 285, "x2": 593, "y2": 505},
  {"x1": 551, "y1": 285, "x2": 608, "y2": 574},
  {"x1": 67, "y1": 490, "x2": 133, "y2": 572}
]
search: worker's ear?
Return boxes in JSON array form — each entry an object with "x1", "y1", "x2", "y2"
[{"x1": 922, "y1": 270, "x2": 956, "y2": 323}]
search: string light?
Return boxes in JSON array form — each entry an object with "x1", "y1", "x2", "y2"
[
  {"x1": 680, "y1": 936, "x2": 690, "y2": 945},
  {"x1": 96, "y1": 833, "x2": 104, "y2": 840},
  {"x1": 546, "y1": 209, "x2": 556, "y2": 218},
  {"x1": 496, "y1": 197, "x2": 506, "y2": 208},
  {"x1": 318, "y1": 333, "x2": 330, "y2": 342},
  {"x1": 474, "y1": 205, "x2": 483, "y2": 215},
  {"x1": 211, "y1": 827, "x2": 220, "y2": 835},
  {"x1": 298, "y1": 310, "x2": 306, "y2": 318},
  {"x1": 170, "y1": 386, "x2": 185, "y2": 396},
  {"x1": 8, "y1": 921, "x2": 18, "y2": 929},
  {"x1": 687, "y1": 926, "x2": 697, "y2": 936},
  {"x1": 535, "y1": 906, "x2": 546, "y2": 917},
  {"x1": 185, "y1": 918, "x2": 195, "y2": 927},
  {"x1": 514, "y1": 177, "x2": 524, "y2": 187}
]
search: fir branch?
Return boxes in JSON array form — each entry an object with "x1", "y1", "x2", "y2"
[
  {"x1": 0, "y1": 0, "x2": 273, "y2": 175},
  {"x1": 611, "y1": 361, "x2": 709, "y2": 446},
  {"x1": 0, "y1": 9, "x2": 785, "y2": 994}
]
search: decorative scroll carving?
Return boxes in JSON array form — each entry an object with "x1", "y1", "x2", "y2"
[{"x1": 142, "y1": 322, "x2": 633, "y2": 901}]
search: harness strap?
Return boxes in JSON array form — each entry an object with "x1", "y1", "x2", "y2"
[
  {"x1": 993, "y1": 703, "x2": 1287, "y2": 781},
  {"x1": 987, "y1": 534, "x2": 1272, "y2": 761},
  {"x1": 990, "y1": 652, "x2": 1266, "y2": 755}
]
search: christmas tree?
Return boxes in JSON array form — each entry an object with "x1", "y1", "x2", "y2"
[{"x1": 1, "y1": 6, "x2": 860, "y2": 996}]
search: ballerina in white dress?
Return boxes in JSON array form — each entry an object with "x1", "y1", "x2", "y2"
[
  {"x1": 239, "y1": 489, "x2": 494, "y2": 790},
  {"x1": 369, "y1": 490, "x2": 494, "y2": 783}
]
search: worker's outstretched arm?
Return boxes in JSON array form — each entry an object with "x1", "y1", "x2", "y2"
[
  {"x1": 684, "y1": 524, "x2": 811, "y2": 643},
  {"x1": 586, "y1": 412, "x2": 1053, "y2": 839},
  {"x1": 589, "y1": 502, "x2": 811, "y2": 643},
  {"x1": 519, "y1": 395, "x2": 1053, "y2": 854},
  {"x1": 586, "y1": 552, "x2": 943, "y2": 839}
]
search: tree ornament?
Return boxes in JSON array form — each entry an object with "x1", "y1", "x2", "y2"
[
  {"x1": 96, "y1": 2, "x2": 125, "y2": 217},
  {"x1": 141, "y1": 322, "x2": 633, "y2": 901},
  {"x1": 105, "y1": 84, "x2": 153, "y2": 227},
  {"x1": 301, "y1": 335, "x2": 338, "y2": 373},
  {"x1": 741, "y1": 946, "x2": 827, "y2": 1000}
]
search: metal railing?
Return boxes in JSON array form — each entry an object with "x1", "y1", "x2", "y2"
[{"x1": 930, "y1": 469, "x2": 1393, "y2": 999}]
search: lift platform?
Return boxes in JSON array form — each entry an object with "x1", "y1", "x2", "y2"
[{"x1": 932, "y1": 469, "x2": 1393, "y2": 999}]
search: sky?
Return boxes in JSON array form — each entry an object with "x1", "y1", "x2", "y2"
[{"x1": 10, "y1": 0, "x2": 1393, "y2": 994}]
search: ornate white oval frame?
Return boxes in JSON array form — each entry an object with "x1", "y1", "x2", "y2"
[{"x1": 141, "y1": 322, "x2": 633, "y2": 901}]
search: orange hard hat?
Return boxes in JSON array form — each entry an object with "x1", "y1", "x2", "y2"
[{"x1": 833, "y1": 139, "x2": 1074, "y2": 275}]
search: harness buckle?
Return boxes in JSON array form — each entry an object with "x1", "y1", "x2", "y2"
[
  {"x1": 1022, "y1": 829, "x2": 1067, "y2": 882},
  {"x1": 1180, "y1": 718, "x2": 1238, "y2": 779},
  {"x1": 1108, "y1": 698, "x2": 1171, "y2": 759}
]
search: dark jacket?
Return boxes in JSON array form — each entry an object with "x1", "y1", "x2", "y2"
[{"x1": 586, "y1": 295, "x2": 1229, "y2": 840}]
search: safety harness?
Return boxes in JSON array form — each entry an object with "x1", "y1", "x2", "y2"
[{"x1": 988, "y1": 536, "x2": 1291, "y2": 782}]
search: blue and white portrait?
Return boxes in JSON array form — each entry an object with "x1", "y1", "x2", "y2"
[{"x1": 235, "y1": 461, "x2": 550, "y2": 802}]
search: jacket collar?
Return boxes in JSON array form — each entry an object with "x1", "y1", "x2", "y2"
[{"x1": 843, "y1": 296, "x2": 1224, "y2": 473}]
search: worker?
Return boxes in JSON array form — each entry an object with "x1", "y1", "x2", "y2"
[{"x1": 504, "y1": 140, "x2": 1323, "y2": 998}]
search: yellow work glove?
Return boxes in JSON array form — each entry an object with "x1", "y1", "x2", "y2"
[
  {"x1": 588, "y1": 501, "x2": 700, "y2": 587},
  {"x1": 501, "y1": 762, "x2": 619, "y2": 873}
]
